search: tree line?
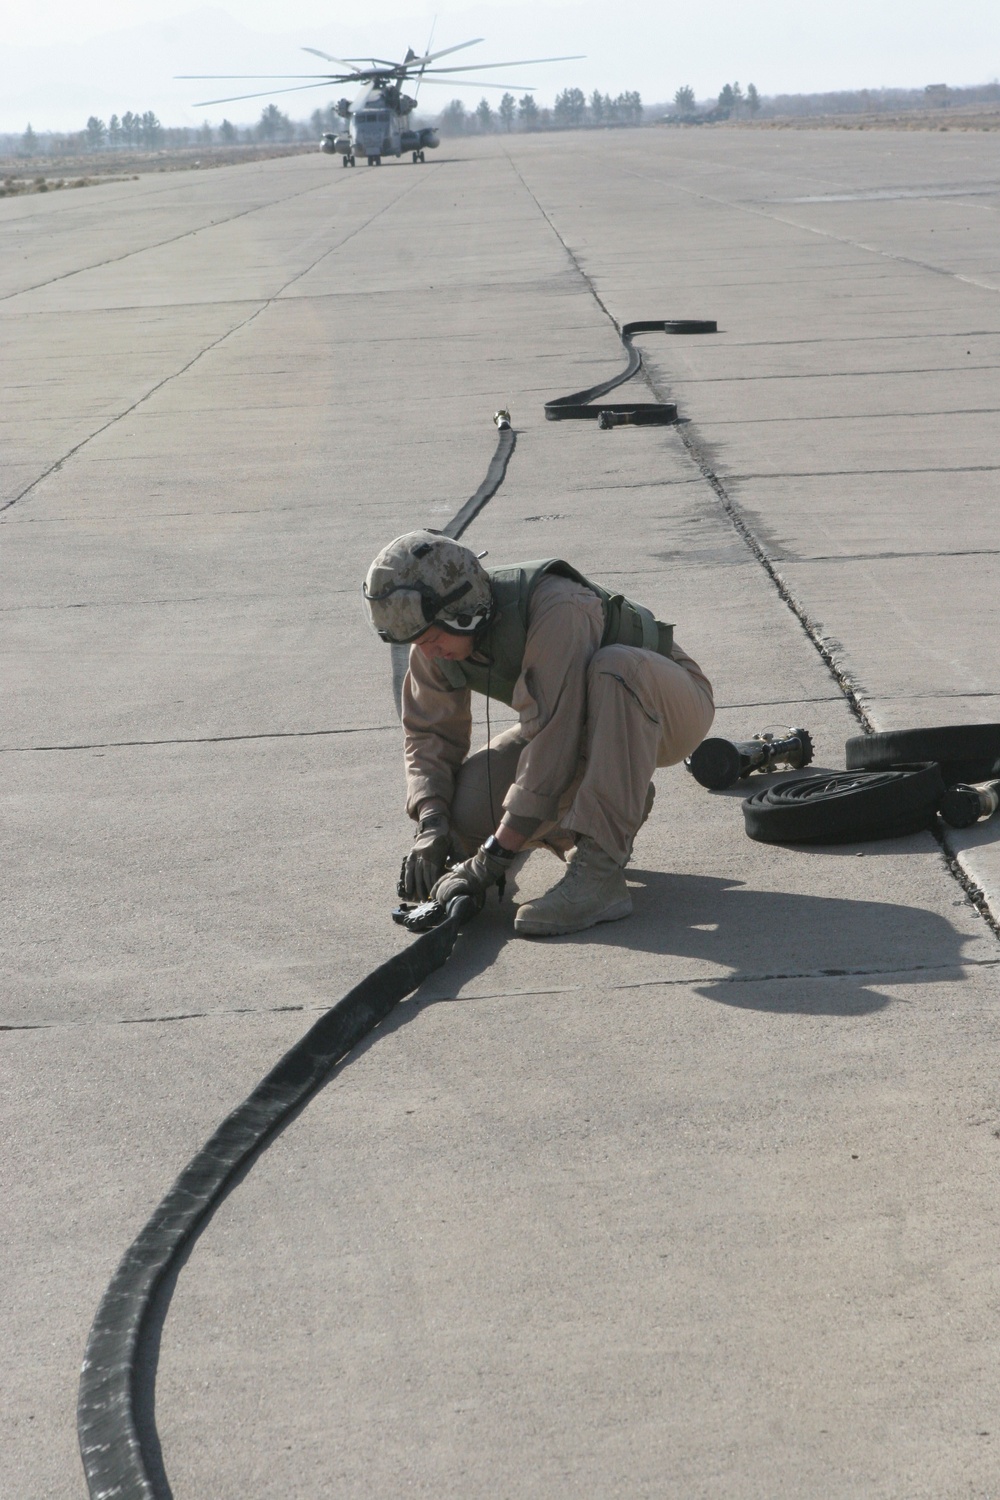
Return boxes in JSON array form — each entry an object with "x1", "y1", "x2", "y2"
[
  {"x1": 669, "y1": 83, "x2": 761, "y2": 121},
  {"x1": 12, "y1": 108, "x2": 316, "y2": 157},
  {"x1": 439, "y1": 88, "x2": 644, "y2": 135},
  {"x1": 12, "y1": 75, "x2": 1000, "y2": 160},
  {"x1": 663, "y1": 78, "x2": 1000, "y2": 123},
  {"x1": 83, "y1": 109, "x2": 303, "y2": 148}
]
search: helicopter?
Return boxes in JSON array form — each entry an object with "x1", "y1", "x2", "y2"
[{"x1": 179, "y1": 39, "x2": 583, "y2": 167}]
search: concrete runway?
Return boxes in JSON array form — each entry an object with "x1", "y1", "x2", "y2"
[{"x1": 3, "y1": 127, "x2": 1000, "y2": 1497}]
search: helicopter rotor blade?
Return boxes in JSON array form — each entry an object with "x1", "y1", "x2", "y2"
[
  {"x1": 191, "y1": 81, "x2": 348, "y2": 107},
  {"x1": 413, "y1": 78, "x2": 540, "y2": 91},
  {"x1": 177, "y1": 73, "x2": 340, "y2": 80},
  {"x1": 413, "y1": 15, "x2": 437, "y2": 105},
  {"x1": 302, "y1": 49, "x2": 404, "y2": 71},
  {"x1": 417, "y1": 55, "x2": 585, "y2": 74},
  {"x1": 301, "y1": 48, "x2": 365, "y2": 71},
  {"x1": 405, "y1": 38, "x2": 484, "y2": 69}
]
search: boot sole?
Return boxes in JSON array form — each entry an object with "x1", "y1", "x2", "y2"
[{"x1": 514, "y1": 896, "x2": 633, "y2": 938}]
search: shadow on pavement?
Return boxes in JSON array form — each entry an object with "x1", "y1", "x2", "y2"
[
  {"x1": 579, "y1": 870, "x2": 972, "y2": 1015},
  {"x1": 390, "y1": 868, "x2": 977, "y2": 1020},
  {"x1": 131, "y1": 870, "x2": 978, "y2": 1494}
]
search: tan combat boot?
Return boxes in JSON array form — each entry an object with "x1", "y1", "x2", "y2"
[{"x1": 514, "y1": 836, "x2": 632, "y2": 937}]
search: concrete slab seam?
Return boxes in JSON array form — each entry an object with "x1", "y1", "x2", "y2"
[
  {"x1": 621, "y1": 166, "x2": 1000, "y2": 299},
  {"x1": 0, "y1": 724, "x2": 398, "y2": 754},
  {"x1": 2, "y1": 171, "x2": 428, "y2": 517},
  {"x1": 7, "y1": 957, "x2": 1000, "y2": 1035},
  {"x1": 76, "y1": 897, "x2": 475, "y2": 1499},
  {"x1": 672, "y1": 420, "x2": 1000, "y2": 941},
  {"x1": 73, "y1": 325, "x2": 517, "y2": 1494},
  {"x1": 505, "y1": 152, "x2": 1000, "y2": 942},
  {"x1": 0, "y1": 171, "x2": 357, "y2": 306}
]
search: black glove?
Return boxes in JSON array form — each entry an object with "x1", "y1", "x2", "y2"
[
  {"x1": 403, "y1": 808, "x2": 453, "y2": 901},
  {"x1": 431, "y1": 839, "x2": 514, "y2": 905}
]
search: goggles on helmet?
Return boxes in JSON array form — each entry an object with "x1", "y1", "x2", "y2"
[{"x1": 362, "y1": 577, "x2": 489, "y2": 645}]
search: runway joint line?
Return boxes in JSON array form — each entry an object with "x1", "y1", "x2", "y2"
[
  {"x1": 1, "y1": 171, "x2": 428, "y2": 517},
  {"x1": 505, "y1": 150, "x2": 1000, "y2": 944}
]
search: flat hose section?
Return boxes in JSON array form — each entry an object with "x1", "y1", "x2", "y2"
[
  {"x1": 78, "y1": 430, "x2": 518, "y2": 1497},
  {"x1": 390, "y1": 424, "x2": 515, "y2": 716},
  {"x1": 78, "y1": 897, "x2": 474, "y2": 1499},
  {"x1": 544, "y1": 319, "x2": 715, "y2": 424}
]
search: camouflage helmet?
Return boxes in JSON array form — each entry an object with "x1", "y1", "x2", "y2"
[{"x1": 363, "y1": 530, "x2": 493, "y2": 644}]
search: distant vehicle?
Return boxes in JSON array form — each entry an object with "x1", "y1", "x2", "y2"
[{"x1": 180, "y1": 39, "x2": 583, "y2": 168}]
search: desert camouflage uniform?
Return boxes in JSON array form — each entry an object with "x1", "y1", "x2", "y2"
[{"x1": 404, "y1": 572, "x2": 715, "y2": 865}]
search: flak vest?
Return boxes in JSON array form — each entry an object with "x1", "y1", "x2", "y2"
[{"x1": 433, "y1": 559, "x2": 674, "y2": 707}]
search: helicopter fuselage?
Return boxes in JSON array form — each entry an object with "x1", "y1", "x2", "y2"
[
  {"x1": 320, "y1": 85, "x2": 439, "y2": 165},
  {"x1": 183, "y1": 37, "x2": 580, "y2": 168}
]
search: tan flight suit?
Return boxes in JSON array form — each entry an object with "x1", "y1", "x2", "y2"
[{"x1": 402, "y1": 572, "x2": 715, "y2": 866}]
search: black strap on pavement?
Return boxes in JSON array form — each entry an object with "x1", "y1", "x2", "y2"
[
  {"x1": 78, "y1": 897, "x2": 474, "y2": 1499},
  {"x1": 544, "y1": 319, "x2": 715, "y2": 425},
  {"x1": 443, "y1": 424, "x2": 516, "y2": 542}
]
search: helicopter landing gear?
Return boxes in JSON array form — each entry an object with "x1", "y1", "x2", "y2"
[
  {"x1": 367, "y1": 154, "x2": 381, "y2": 166},
  {"x1": 412, "y1": 150, "x2": 425, "y2": 163},
  {"x1": 342, "y1": 154, "x2": 353, "y2": 168}
]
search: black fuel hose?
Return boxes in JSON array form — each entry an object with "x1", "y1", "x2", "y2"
[
  {"x1": 77, "y1": 895, "x2": 474, "y2": 1500},
  {"x1": 544, "y1": 319, "x2": 715, "y2": 424},
  {"x1": 78, "y1": 313, "x2": 705, "y2": 1492},
  {"x1": 443, "y1": 424, "x2": 515, "y2": 542},
  {"x1": 390, "y1": 422, "x2": 516, "y2": 717}
]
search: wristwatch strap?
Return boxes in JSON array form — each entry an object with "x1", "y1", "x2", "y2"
[{"x1": 481, "y1": 835, "x2": 517, "y2": 862}]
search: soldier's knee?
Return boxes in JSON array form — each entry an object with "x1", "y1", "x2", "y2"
[{"x1": 587, "y1": 644, "x2": 635, "y2": 682}]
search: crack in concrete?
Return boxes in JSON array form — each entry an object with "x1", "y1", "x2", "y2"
[
  {"x1": 506, "y1": 150, "x2": 1000, "y2": 942},
  {"x1": 0, "y1": 724, "x2": 397, "y2": 754},
  {"x1": 0, "y1": 173, "x2": 351, "y2": 306},
  {"x1": 783, "y1": 548, "x2": 1000, "y2": 564},
  {"x1": 715, "y1": 695, "x2": 844, "y2": 710},
  {"x1": 1, "y1": 585, "x2": 358, "y2": 611},
  {"x1": 611, "y1": 955, "x2": 1000, "y2": 990},
  {"x1": 7, "y1": 953, "x2": 999, "y2": 1032},
  {"x1": 0, "y1": 174, "x2": 426, "y2": 517},
  {"x1": 708, "y1": 330, "x2": 1000, "y2": 349},
  {"x1": 699, "y1": 406, "x2": 1000, "y2": 426},
  {"x1": 621, "y1": 165, "x2": 1000, "y2": 297},
  {"x1": 727, "y1": 465, "x2": 1000, "y2": 480},
  {"x1": 505, "y1": 149, "x2": 877, "y2": 731},
  {"x1": 0, "y1": 1003, "x2": 310, "y2": 1033},
  {"x1": 674, "y1": 364, "x2": 1000, "y2": 384},
  {"x1": 880, "y1": 689, "x2": 1000, "y2": 700}
]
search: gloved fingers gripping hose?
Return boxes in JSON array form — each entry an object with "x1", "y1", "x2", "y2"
[
  {"x1": 431, "y1": 840, "x2": 513, "y2": 904},
  {"x1": 393, "y1": 890, "x2": 484, "y2": 932},
  {"x1": 403, "y1": 808, "x2": 454, "y2": 900}
]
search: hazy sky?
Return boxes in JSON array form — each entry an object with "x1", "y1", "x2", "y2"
[{"x1": 3, "y1": 0, "x2": 999, "y2": 133}]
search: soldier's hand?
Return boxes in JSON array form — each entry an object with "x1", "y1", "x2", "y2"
[
  {"x1": 430, "y1": 842, "x2": 510, "y2": 905},
  {"x1": 403, "y1": 808, "x2": 453, "y2": 900}
]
